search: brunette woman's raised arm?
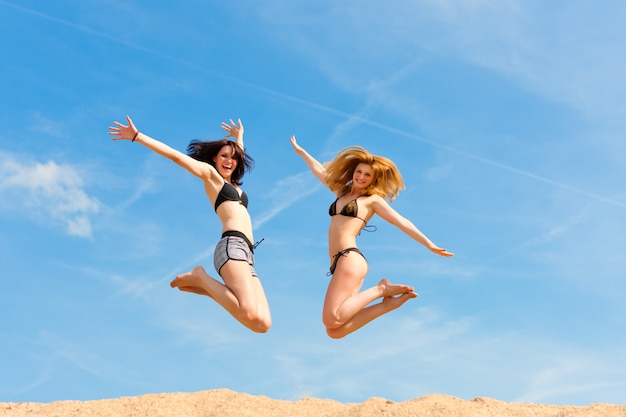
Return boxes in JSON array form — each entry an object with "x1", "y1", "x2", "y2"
[
  {"x1": 222, "y1": 118, "x2": 245, "y2": 150},
  {"x1": 108, "y1": 116, "x2": 213, "y2": 180}
]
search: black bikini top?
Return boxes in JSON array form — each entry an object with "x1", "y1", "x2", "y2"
[
  {"x1": 214, "y1": 181, "x2": 248, "y2": 211},
  {"x1": 329, "y1": 195, "x2": 366, "y2": 224}
]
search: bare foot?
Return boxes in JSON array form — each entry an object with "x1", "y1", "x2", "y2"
[
  {"x1": 378, "y1": 278, "x2": 414, "y2": 297},
  {"x1": 381, "y1": 291, "x2": 418, "y2": 311},
  {"x1": 170, "y1": 266, "x2": 213, "y2": 298},
  {"x1": 177, "y1": 286, "x2": 212, "y2": 298}
]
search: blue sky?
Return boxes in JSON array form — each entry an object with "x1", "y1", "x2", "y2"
[{"x1": 1, "y1": 0, "x2": 625, "y2": 407}]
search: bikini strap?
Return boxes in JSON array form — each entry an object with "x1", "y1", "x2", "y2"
[{"x1": 361, "y1": 224, "x2": 377, "y2": 233}]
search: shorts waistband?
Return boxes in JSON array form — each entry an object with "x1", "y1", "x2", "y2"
[{"x1": 222, "y1": 230, "x2": 254, "y2": 252}]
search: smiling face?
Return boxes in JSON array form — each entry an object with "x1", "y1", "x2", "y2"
[
  {"x1": 213, "y1": 144, "x2": 238, "y2": 180},
  {"x1": 351, "y1": 162, "x2": 374, "y2": 191}
]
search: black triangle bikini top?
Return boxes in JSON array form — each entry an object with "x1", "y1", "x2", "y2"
[
  {"x1": 328, "y1": 195, "x2": 366, "y2": 224},
  {"x1": 214, "y1": 181, "x2": 248, "y2": 211}
]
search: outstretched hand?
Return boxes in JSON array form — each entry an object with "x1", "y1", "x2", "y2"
[
  {"x1": 108, "y1": 116, "x2": 138, "y2": 141},
  {"x1": 221, "y1": 118, "x2": 243, "y2": 142},
  {"x1": 431, "y1": 247, "x2": 454, "y2": 257},
  {"x1": 290, "y1": 135, "x2": 304, "y2": 154}
]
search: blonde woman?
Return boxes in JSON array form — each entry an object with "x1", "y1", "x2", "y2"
[
  {"x1": 109, "y1": 116, "x2": 271, "y2": 333},
  {"x1": 290, "y1": 137, "x2": 452, "y2": 338}
]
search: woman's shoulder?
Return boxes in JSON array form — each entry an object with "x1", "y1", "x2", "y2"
[
  {"x1": 363, "y1": 193, "x2": 390, "y2": 208},
  {"x1": 362, "y1": 193, "x2": 384, "y2": 201}
]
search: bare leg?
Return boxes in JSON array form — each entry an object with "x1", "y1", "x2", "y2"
[
  {"x1": 326, "y1": 292, "x2": 418, "y2": 339},
  {"x1": 325, "y1": 278, "x2": 413, "y2": 324},
  {"x1": 322, "y1": 252, "x2": 416, "y2": 338},
  {"x1": 219, "y1": 259, "x2": 271, "y2": 333},
  {"x1": 170, "y1": 264, "x2": 271, "y2": 333}
]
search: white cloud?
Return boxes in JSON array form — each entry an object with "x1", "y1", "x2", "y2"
[{"x1": 0, "y1": 154, "x2": 99, "y2": 238}]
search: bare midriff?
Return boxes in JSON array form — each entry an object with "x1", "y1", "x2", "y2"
[{"x1": 327, "y1": 216, "x2": 364, "y2": 258}]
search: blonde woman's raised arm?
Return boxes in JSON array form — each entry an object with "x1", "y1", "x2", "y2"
[
  {"x1": 289, "y1": 136, "x2": 328, "y2": 186},
  {"x1": 373, "y1": 196, "x2": 454, "y2": 257}
]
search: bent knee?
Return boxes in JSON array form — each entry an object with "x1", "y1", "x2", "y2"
[
  {"x1": 240, "y1": 309, "x2": 271, "y2": 333},
  {"x1": 326, "y1": 326, "x2": 347, "y2": 339},
  {"x1": 322, "y1": 312, "x2": 343, "y2": 330},
  {"x1": 251, "y1": 317, "x2": 271, "y2": 333}
]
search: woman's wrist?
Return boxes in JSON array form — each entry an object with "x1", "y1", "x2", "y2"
[{"x1": 132, "y1": 131, "x2": 139, "y2": 142}]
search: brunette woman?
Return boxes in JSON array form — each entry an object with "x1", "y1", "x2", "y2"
[{"x1": 109, "y1": 116, "x2": 271, "y2": 333}]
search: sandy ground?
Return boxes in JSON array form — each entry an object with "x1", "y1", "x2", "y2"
[{"x1": 1, "y1": 389, "x2": 625, "y2": 417}]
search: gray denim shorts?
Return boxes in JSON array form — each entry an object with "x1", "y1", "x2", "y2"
[{"x1": 213, "y1": 233, "x2": 257, "y2": 278}]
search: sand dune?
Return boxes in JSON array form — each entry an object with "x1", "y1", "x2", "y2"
[{"x1": 1, "y1": 389, "x2": 624, "y2": 417}]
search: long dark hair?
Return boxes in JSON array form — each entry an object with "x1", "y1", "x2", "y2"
[{"x1": 187, "y1": 140, "x2": 254, "y2": 186}]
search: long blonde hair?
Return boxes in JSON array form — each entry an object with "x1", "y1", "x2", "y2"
[{"x1": 325, "y1": 146, "x2": 405, "y2": 201}]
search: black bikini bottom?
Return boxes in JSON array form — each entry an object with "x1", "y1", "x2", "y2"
[{"x1": 328, "y1": 247, "x2": 367, "y2": 275}]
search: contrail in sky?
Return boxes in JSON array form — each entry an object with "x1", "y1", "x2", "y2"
[{"x1": 3, "y1": 0, "x2": 624, "y2": 210}]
